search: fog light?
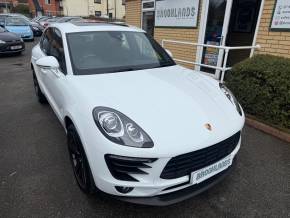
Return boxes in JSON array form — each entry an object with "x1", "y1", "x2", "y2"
[{"x1": 115, "y1": 186, "x2": 134, "y2": 194}]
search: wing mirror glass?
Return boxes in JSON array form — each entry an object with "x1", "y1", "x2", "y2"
[
  {"x1": 36, "y1": 56, "x2": 59, "y2": 69},
  {"x1": 165, "y1": 49, "x2": 173, "y2": 58}
]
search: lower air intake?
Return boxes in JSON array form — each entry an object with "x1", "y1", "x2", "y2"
[{"x1": 105, "y1": 154, "x2": 157, "y2": 182}]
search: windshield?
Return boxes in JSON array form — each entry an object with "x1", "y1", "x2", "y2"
[
  {"x1": 67, "y1": 31, "x2": 175, "y2": 75},
  {"x1": 6, "y1": 17, "x2": 29, "y2": 26}
]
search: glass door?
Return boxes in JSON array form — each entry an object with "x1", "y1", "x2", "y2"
[
  {"x1": 197, "y1": 0, "x2": 233, "y2": 78},
  {"x1": 142, "y1": 11, "x2": 155, "y2": 37},
  {"x1": 141, "y1": 0, "x2": 155, "y2": 37}
]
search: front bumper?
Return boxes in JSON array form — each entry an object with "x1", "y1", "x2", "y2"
[
  {"x1": 0, "y1": 42, "x2": 25, "y2": 54},
  {"x1": 16, "y1": 33, "x2": 34, "y2": 41},
  {"x1": 112, "y1": 160, "x2": 235, "y2": 206},
  {"x1": 22, "y1": 35, "x2": 34, "y2": 41},
  {"x1": 87, "y1": 132, "x2": 241, "y2": 205}
]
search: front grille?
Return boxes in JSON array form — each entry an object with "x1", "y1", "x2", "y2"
[
  {"x1": 0, "y1": 42, "x2": 23, "y2": 52},
  {"x1": 105, "y1": 154, "x2": 157, "y2": 182},
  {"x1": 160, "y1": 132, "x2": 241, "y2": 179}
]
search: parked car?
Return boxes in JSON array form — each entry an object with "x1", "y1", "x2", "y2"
[
  {"x1": 31, "y1": 23, "x2": 245, "y2": 206},
  {"x1": 30, "y1": 21, "x2": 43, "y2": 37},
  {"x1": 0, "y1": 26, "x2": 25, "y2": 55},
  {"x1": 40, "y1": 17, "x2": 62, "y2": 28},
  {"x1": 0, "y1": 14, "x2": 42, "y2": 36},
  {"x1": 3, "y1": 17, "x2": 34, "y2": 41},
  {"x1": 37, "y1": 16, "x2": 51, "y2": 28},
  {"x1": 31, "y1": 16, "x2": 49, "y2": 23}
]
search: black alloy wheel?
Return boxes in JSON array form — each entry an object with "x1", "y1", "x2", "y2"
[{"x1": 67, "y1": 124, "x2": 95, "y2": 194}]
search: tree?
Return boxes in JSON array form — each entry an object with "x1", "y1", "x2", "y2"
[{"x1": 11, "y1": 4, "x2": 30, "y2": 15}]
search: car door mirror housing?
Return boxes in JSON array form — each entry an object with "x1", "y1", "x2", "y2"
[
  {"x1": 165, "y1": 49, "x2": 173, "y2": 58},
  {"x1": 36, "y1": 56, "x2": 59, "y2": 69}
]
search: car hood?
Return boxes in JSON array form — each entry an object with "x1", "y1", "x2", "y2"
[
  {"x1": 5, "y1": 26, "x2": 31, "y2": 34},
  {"x1": 68, "y1": 65, "x2": 244, "y2": 156},
  {"x1": 0, "y1": 31, "x2": 20, "y2": 41}
]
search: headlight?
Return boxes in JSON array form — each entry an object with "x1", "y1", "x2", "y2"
[
  {"x1": 93, "y1": 107, "x2": 154, "y2": 148},
  {"x1": 32, "y1": 26, "x2": 39, "y2": 30},
  {"x1": 0, "y1": 39, "x2": 6, "y2": 44},
  {"x1": 219, "y1": 83, "x2": 242, "y2": 116}
]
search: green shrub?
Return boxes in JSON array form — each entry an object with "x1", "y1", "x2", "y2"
[
  {"x1": 226, "y1": 54, "x2": 290, "y2": 130},
  {"x1": 11, "y1": 5, "x2": 30, "y2": 15}
]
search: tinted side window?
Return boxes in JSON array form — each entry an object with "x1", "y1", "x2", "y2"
[
  {"x1": 40, "y1": 28, "x2": 53, "y2": 55},
  {"x1": 50, "y1": 28, "x2": 66, "y2": 74}
]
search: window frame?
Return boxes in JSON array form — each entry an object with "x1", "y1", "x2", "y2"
[
  {"x1": 40, "y1": 27, "x2": 67, "y2": 75},
  {"x1": 95, "y1": 11, "x2": 102, "y2": 17},
  {"x1": 51, "y1": 27, "x2": 67, "y2": 74},
  {"x1": 40, "y1": 27, "x2": 53, "y2": 55}
]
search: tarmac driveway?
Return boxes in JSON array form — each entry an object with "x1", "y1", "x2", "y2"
[{"x1": 0, "y1": 41, "x2": 289, "y2": 218}]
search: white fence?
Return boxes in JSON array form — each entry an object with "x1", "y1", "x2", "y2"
[{"x1": 161, "y1": 39, "x2": 261, "y2": 82}]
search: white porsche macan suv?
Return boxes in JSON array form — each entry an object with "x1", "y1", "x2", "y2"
[{"x1": 31, "y1": 22, "x2": 244, "y2": 206}]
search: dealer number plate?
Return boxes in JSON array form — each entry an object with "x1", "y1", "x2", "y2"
[
  {"x1": 10, "y1": 45, "x2": 22, "y2": 50},
  {"x1": 190, "y1": 155, "x2": 232, "y2": 184}
]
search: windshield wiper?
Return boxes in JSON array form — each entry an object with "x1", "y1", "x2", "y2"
[{"x1": 115, "y1": 68, "x2": 137, "y2": 73}]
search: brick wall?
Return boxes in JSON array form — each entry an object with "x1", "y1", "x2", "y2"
[
  {"x1": 28, "y1": 0, "x2": 61, "y2": 16},
  {"x1": 256, "y1": 0, "x2": 290, "y2": 58},
  {"x1": 154, "y1": 28, "x2": 199, "y2": 69},
  {"x1": 125, "y1": 0, "x2": 141, "y2": 27},
  {"x1": 154, "y1": 0, "x2": 203, "y2": 69}
]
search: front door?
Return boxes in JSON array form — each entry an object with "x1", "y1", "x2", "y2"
[
  {"x1": 197, "y1": 0, "x2": 262, "y2": 78},
  {"x1": 197, "y1": 0, "x2": 233, "y2": 77},
  {"x1": 142, "y1": 0, "x2": 155, "y2": 37}
]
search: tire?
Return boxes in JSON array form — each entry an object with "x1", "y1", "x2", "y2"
[
  {"x1": 32, "y1": 70, "x2": 47, "y2": 104},
  {"x1": 67, "y1": 124, "x2": 96, "y2": 194}
]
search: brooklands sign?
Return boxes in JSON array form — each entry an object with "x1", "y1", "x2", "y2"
[{"x1": 155, "y1": 0, "x2": 200, "y2": 27}]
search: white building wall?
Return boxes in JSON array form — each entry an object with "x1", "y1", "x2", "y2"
[{"x1": 62, "y1": 0, "x2": 125, "y2": 19}]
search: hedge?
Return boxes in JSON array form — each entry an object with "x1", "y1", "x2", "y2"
[{"x1": 226, "y1": 54, "x2": 290, "y2": 130}]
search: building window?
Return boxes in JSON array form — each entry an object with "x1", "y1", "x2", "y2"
[
  {"x1": 122, "y1": 0, "x2": 125, "y2": 5},
  {"x1": 94, "y1": 0, "x2": 101, "y2": 3},
  {"x1": 95, "y1": 11, "x2": 101, "y2": 17},
  {"x1": 45, "y1": 0, "x2": 51, "y2": 4}
]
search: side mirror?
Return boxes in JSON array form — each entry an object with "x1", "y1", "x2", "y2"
[
  {"x1": 36, "y1": 56, "x2": 59, "y2": 69},
  {"x1": 166, "y1": 49, "x2": 173, "y2": 58}
]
